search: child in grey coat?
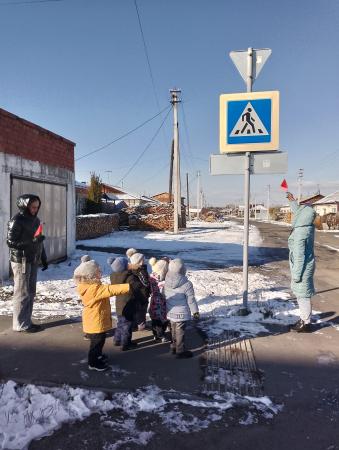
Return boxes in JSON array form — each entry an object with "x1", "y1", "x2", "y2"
[{"x1": 164, "y1": 258, "x2": 199, "y2": 359}]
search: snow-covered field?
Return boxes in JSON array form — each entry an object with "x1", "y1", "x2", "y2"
[{"x1": 0, "y1": 221, "x2": 297, "y2": 449}]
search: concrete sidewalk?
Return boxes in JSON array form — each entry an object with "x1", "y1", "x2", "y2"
[{"x1": 0, "y1": 316, "x2": 205, "y2": 394}]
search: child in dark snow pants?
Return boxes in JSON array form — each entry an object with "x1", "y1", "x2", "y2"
[
  {"x1": 164, "y1": 258, "x2": 200, "y2": 359},
  {"x1": 108, "y1": 257, "x2": 137, "y2": 351}
]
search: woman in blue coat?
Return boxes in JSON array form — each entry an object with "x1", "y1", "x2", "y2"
[{"x1": 287, "y1": 192, "x2": 316, "y2": 332}]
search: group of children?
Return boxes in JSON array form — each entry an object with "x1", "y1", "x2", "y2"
[{"x1": 73, "y1": 248, "x2": 200, "y2": 371}]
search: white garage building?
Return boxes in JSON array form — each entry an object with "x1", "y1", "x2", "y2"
[{"x1": 0, "y1": 108, "x2": 76, "y2": 282}]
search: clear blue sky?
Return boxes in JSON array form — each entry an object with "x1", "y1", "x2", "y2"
[{"x1": 0, "y1": 0, "x2": 338, "y2": 206}]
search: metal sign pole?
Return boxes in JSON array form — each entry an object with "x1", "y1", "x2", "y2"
[{"x1": 241, "y1": 47, "x2": 254, "y2": 313}]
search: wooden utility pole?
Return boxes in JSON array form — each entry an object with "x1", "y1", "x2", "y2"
[{"x1": 170, "y1": 88, "x2": 181, "y2": 233}]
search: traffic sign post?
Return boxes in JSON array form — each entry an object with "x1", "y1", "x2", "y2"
[
  {"x1": 230, "y1": 48, "x2": 272, "y2": 86},
  {"x1": 219, "y1": 91, "x2": 279, "y2": 153},
  {"x1": 211, "y1": 47, "x2": 287, "y2": 314}
]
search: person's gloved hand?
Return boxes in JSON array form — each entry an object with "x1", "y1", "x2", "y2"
[
  {"x1": 193, "y1": 312, "x2": 200, "y2": 320},
  {"x1": 41, "y1": 263, "x2": 48, "y2": 271},
  {"x1": 33, "y1": 235, "x2": 45, "y2": 244}
]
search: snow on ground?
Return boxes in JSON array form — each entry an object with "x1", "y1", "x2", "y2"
[
  {"x1": 78, "y1": 220, "x2": 263, "y2": 268},
  {"x1": 0, "y1": 221, "x2": 298, "y2": 334},
  {"x1": 191, "y1": 268, "x2": 296, "y2": 336},
  {"x1": 0, "y1": 221, "x2": 298, "y2": 448},
  {"x1": 0, "y1": 381, "x2": 280, "y2": 450}
]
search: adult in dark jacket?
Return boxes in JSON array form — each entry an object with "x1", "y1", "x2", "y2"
[{"x1": 7, "y1": 194, "x2": 48, "y2": 332}]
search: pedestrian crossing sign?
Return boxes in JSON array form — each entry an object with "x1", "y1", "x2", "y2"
[{"x1": 219, "y1": 91, "x2": 279, "y2": 153}]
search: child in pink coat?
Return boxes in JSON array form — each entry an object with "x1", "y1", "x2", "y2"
[{"x1": 148, "y1": 257, "x2": 170, "y2": 342}]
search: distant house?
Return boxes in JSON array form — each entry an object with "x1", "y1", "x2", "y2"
[
  {"x1": 75, "y1": 182, "x2": 158, "y2": 214},
  {"x1": 279, "y1": 193, "x2": 324, "y2": 216},
  {"x1": 75, "y1": 182, "x2": 88, "y2": 215},
  {"x1": 313, "y1": 191, "x2": 339, "y2": 216},
  {"x1": 152, "y1": 192, "x2": 173, "y2": 203},
  {"x1": 250, "y1": 204, "x2": 268, "y2": 220},
  {"x1": 280, "y1": 205, "x2": 291, "y2": 214},
  {"x1": 238, "y1": 204, "x2": 266, "y2": 218},
  {"x1": 238, "y1": 205, "x2": 245, "y2": 217},
  {"x1": 300, "y1": 193, "x2": 324, "y2": 205},
  {"x1": 101, "y1": 184, "x2": 159, "y2": 207},
  {"x1": 152, "y1": 191, "x2": 186, "y2": 206}
]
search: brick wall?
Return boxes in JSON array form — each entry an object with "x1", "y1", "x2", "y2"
[
  {"x1": 126, "y1": 203, "x2": 186, "y2": 231},
  {"x1": 0, "y1": 108, "x2": 75, "y2": 171},
  {"x1": 76, "y1": 213, "x2": 119, "y2": 240}
]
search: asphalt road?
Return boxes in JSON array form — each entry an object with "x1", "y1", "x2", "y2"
[{"x1": 3, "y1": 220, "x2": 339, "y2": 450}]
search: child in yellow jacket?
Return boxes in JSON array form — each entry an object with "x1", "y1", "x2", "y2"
[{"x1": 74, "y1": 255, "x2": 130, "y2": 371}]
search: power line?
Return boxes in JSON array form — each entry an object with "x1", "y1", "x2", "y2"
[
  {"x1": 181, "y1": 102, "x2": 196, "y2": 171},
  {"x1": 0, "y1": 0, "x2": 62, "y2": 5},
  {"x1": 133, "y1": 0, "x2": 160, "y2": 112},
  {"x1": 75, "y1": 105, "x2": 170, "y2": 162},
  {"x1": 133, "y1": 0, "x2": 169, "y2": 152},
  {"x1": 133, "y1": 161, "x2": 170, "y2": 189},
  {"x1": 115, "y1": 106, "x2": 172, "y2": 186}
]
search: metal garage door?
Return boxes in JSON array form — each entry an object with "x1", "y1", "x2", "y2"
[{"x1": 11, "y1": 177, "x2": 67, "y2": 262}]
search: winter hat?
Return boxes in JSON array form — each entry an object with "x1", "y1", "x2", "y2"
[
  {"x1": 168, "y1": 258, "x2": 186, "y2": 275},
  {"x1": 126, "y1": 248, "x2": 137, "y2": 259},
  {"x1": 150, "y1": 258, "x2": 169, "y2": 281},
  {"x1": 130, "y1": 252, "x2": 145, "y2": 266},
  {"x1": 74, "y1": 255, "x2": 100, "y2": 280},
  {"x1": 108, "y1": 256, "x2": 128, "y2": 273}
]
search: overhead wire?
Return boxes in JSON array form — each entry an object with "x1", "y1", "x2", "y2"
[
  {"x1": 75, "y1": 105, "x2": 170, "y2": 162},
  {"x1": 132, "y1": 160, "x2": 170, "y2": 191},
  {"x1": 133, "y1": 0, "x2": 160, "y2": 112},
  {"x1": 115, "y1": 106, "x2": 172, "y2": 186},
  {"x1": 0, "y1": 0, "x2": 63, "y2": 5},
  {"x1": 133, "y1": 0, "x2": 170, "y2": 156},
  {"x1": 181, "y1": 102, "x2": 196, "y2": 172}
]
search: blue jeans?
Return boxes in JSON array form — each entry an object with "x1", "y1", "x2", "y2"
[{"x1": 114, "y1": 316, "x2": 132, "y2": 346}]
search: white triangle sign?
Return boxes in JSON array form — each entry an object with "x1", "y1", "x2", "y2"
[
  {"x1": 229, "y1": 48, "x2": 272, "y2": 85},
  {"x1": 230, "y1": 102, "x2": 269, "y2": 137}
]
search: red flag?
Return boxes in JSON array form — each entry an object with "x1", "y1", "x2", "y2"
[
  {"x1": 34, "y1": 224, "x2": 43, "y2": 237},
  {"x1": 280, "y1": 179, "x2": 288, "y2": 191}
]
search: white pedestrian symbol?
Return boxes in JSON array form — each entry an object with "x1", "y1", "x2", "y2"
[{"x1": 230, "y1": 102, "x2": 269, "y2": 137}]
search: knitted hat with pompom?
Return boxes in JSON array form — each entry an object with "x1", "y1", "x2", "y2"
[
  {"x1": 126, "y1": 248, "x2": 137, "y2": 259},
  {"x1": 107, "y1": 256, "x2": 128, "y2": 273},
  {"x1": 150, "y1": 257, "x2": 169, "y2": 281},
  {"x1": 130, "y1": 252, "x2": 145, "y2": 266},
  {"x1": 168, "y1": 258, "x2": 186, "y2": 275},
  {"x1": 73, "y1": 255, "x2": 100, "y2": 280}
]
